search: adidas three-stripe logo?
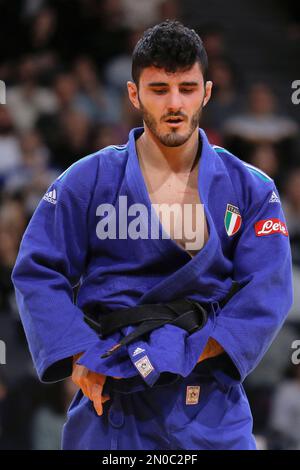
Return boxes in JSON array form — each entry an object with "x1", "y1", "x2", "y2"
[
  {"x1": 43, "y1": 188, "x2": 57, "y2": 205},
  {"x1": 269, "y1": 191, "x2": 280, "y2": 203}
]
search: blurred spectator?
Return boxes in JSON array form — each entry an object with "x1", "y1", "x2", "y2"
[
  {"x1": 0, "y1": 374, "x2": 42, "y2": 449},
  {"x1": 248, "y1": 144, "x2": 280, "y2": 187},
  {"x1": 52, "y1": 72, "x2": 79, "y2": 112},
  {"x1": 160, "y1": 0, "x2": 180, "y2": 21},
  {"x1": 104, "y1": 29, "x2": 142, "y2": 93},
  {"x1": 225, "y1": 83, "x2": 298, "y2": 142},
  {"x1": 7, "y1": 56, "x2": 58, "y2": 131},
  {"x1": 73, "y1": 56, "x2": 121, "y2": 123},
  {"x1": 200, "y1": 23, "x2": 227, "y2": 60},
  {"x1": 0, "y1": 197, "x2": 27, "y2": 312},
  {"x1": 121, "y1": 0, "x2": 163, "y2": 29},
  {"x1": 0, "y1": 197, "x2": 33, "y2": 394},
  {"x1": 0, "y1": 199, "x2": 26, "y2": 267},
  {"x1": 44, "y1": 108, "x2": 94, "y2": 170},
  {"x1": 60, "y1": 109, "x2": 93, "y2": 163},
  {"x1": 92, "y1": 124, "x2": 125, "y2": 151},
  {"x1": 22, "y1": 0, "x2": 48, "y2": 20},
  {"x1": 269, "y1": 364, "x2": 300, "y2": 449},
  {"x1": 223, "y1": 83, "x2": 299, "y2": 167},
  {"x1": 82, "y1": 0, "x2": 130, "y2": 65},
  {"x1": 281, "y1": 168, "x2": 300, "y2": 267},
  {"x1": 24, "y1": 6, "x2": 58, "y2": 53},
  {"x1": 204, "y1": 58, "x2": 244, "y2": 134},
  {"x1": 0, "y1": 377, "x2": 7, "y2": 402},
  {"x1": 4, "y1": 130, "x2": 59, "y2": 216},
  {"x1": 22, "y1": 6, "x2": 60, "y2": 77},
  {"x1": 288, "y1": 266, "x2": 300, "y2": 325},
  {"x1": 245, "y1": 325, "x2": 299, "y2": 391},
  {"x1": 37, "y1": 73, "x2": 95, "y2": 169},
  {"x1": 245, "y1": 324, "x2": 299, "y2": 434},
  {"x1": 32, "y1": 378, "x2": 78, "y2": 450},
  {"x1": 0, "y1": 107, "x2": 22, "y2": 186},
  {"x1": 0, "y1": 372, "x2": 8, "y2": 449}
]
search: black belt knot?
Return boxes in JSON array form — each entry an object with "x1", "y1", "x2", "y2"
[
  {"x1": 83, "y1": 299, "x2": 208, "y2": 358},
  {"x1": 82, "y1": 281, "x2": 240, "y2": 359}
]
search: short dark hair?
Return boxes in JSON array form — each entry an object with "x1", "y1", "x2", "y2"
[{"x1": 132, "y1": 20, "x2": 208, "y2": 85}]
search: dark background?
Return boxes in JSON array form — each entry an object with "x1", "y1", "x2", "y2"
[{"x1": 0, "y1": 0, "x2": 300, "y2": 450}]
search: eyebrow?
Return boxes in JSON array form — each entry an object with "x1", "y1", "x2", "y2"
[{"x1": 147, "y1": 81, "x2": 199, "y2": 87}]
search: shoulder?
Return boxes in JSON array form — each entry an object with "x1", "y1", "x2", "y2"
[
  {"x1": 58, "y1": 144, "x2": 127, "y2": 184},
  {"x1": 46, "y1": 144, "x2": 128, "y2": 205},
  {"x1": 57, "y1": 144, "x2": 127, "y2": 189},
  {"x1": 212, "y1": 144, "x2": 276, "y2": 213}
]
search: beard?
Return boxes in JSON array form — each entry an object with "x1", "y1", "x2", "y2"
[{"x1": 138, "y1": 97, "x2": 204, "y2": 147}]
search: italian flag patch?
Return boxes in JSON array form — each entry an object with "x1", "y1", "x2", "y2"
[{"x1": 224, "y1": 204, "x2": 242, "y2": 236}]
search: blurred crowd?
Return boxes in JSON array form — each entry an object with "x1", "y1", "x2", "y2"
[{"x1": 0, "y1": 0, "x2": 300, "y2": 450}]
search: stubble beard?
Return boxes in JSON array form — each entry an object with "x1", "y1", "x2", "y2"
[{"x1": 138, "y1": 97, "x2": 204, "y2": 147}]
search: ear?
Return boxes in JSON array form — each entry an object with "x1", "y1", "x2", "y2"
[
  {"x1": 127, "y1": 81, "x2": 140, "y2": 110},
  {"x1": 203, "y1": 80, "x2": 213, "y2": 107}
]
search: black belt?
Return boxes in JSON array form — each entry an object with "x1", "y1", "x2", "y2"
[{"x1": 83, "y1": 281, "x2": 240, "y2": 359}]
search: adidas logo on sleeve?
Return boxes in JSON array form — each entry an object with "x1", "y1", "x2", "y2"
[
  {"x1": 269, "y1": 191, "x2": 280, "y2": 204},
  {"x1": 43, "y1": 188, "x2": 57, "y2": 205}
]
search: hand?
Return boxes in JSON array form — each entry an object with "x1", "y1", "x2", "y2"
[
  {"x1": 197, "y1": 338, "x2": 224, "y2": 363},
  {"x1": 71, "y1": 353, "x2": 110, "y2": 416}
]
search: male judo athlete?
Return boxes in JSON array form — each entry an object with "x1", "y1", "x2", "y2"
[{"x1": 12, "y1": 20, "x2": 293, "y2": 450}]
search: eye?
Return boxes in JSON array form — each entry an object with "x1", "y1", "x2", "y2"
[
  {"x1": 152, "y1": 89, "x2": 167, "y2": 95},
  {"x1": 180, "y1": 88, "x2": 194, "y2": 94}
]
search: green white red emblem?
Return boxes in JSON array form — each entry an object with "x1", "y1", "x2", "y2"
[{"x1": 224, "y1": 204, "x2": 242, "y2": 236}]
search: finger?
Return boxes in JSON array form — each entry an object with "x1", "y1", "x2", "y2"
[
  {"x1": 71, "y1": 365, "x2": 81, "y2": 386},
  {"x1": 72, "y1": 375, "x2": 88, "y2": 398},
  {"x1": 86, "y1": 373, "x2": 104, "y2": 400},
  {"x1": 71, "y1": 364, "x2": 87, "y2": 387},
  {"x1": 84, "y1": 378, "x2": 94, "y2": 401},
  {"x1": 91, "y1": 384, "x2": 103, "y2": 416},
  {"x1": 93, "y1": 399, "x2": 103, "y2": 416},
  {"x1": 71, "y1": 371, "x2": 79, "y2": 387},
  {"x1": 75, "y1": 375, "x2": 91, "y2": 400},
  {"x1": 79, "y1": 383, "x2": 89, "y2": 399}
]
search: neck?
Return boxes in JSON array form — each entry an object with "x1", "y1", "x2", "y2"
[{"x1": 136, "y1": 125, "x2": 200, "y2": 174}]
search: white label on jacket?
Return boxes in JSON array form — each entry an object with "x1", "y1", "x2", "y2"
[{"x1": 134, "y1": 355, "x2": 154, "y2": 378}]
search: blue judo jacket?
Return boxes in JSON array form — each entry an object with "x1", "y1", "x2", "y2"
[{"x1": 12, "y1": 127, "x2": 293, "y2": 446}]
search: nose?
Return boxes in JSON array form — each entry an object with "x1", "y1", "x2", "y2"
[{"x1": 166, "y1": 89, "x2": 183, "y2": 112}]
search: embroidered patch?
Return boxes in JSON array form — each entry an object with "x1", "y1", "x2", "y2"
[
  {"x1": 134, "y1": 355, "x2": 154, "y2": 378},
  {"x1": 255, "y1": 218, "x2": 288, "y2": 237},
  {"x1": 269, "y1": 191, "x2": 280, "y2": 203},
  {"x1": 43, "y1": 188, "x2": 57, "y2": 205},
  {"x1": 186, "y1": 386, "x2": 200, "y2": 405},
  {"x1": 224, "y1": 204, "x2": 242, "y2": 236}
]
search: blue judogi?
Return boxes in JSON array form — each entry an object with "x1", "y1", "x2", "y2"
[{"x1": 12, "y1": 127, "x2": 293, "y2": 450}]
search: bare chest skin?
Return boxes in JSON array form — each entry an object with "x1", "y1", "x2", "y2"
[{"x1": 139, "y1": 158, "x2": 209, "y2": 257}]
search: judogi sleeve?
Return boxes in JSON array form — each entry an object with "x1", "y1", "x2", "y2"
[
  {"x1": 11, "y1": 156, "x2": 100, "y2": 383},
  {"x1": 209, "y1": 180, "x2": 293, "y2": 386}
]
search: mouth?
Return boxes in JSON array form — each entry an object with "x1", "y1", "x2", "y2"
[{"x1": 164, "y1": 117, "x2": 185, "y2": 127}]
